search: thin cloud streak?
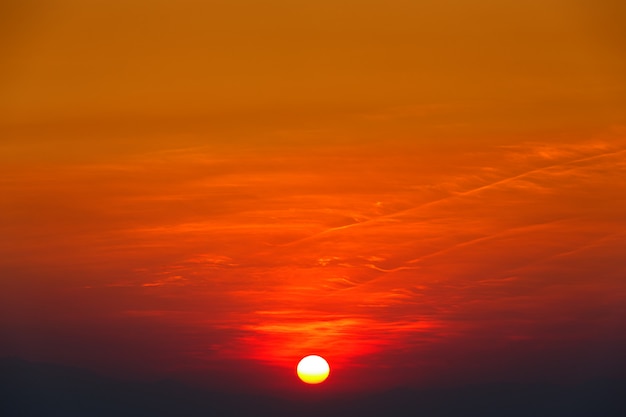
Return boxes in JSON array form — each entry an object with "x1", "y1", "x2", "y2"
[{"x1": 2, "y1": 134, "x2": 625, "y2": 389}]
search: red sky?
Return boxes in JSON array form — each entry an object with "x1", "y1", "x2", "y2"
[{"x1": 1, "y1": 0, "x2": 626, "y2": 394}]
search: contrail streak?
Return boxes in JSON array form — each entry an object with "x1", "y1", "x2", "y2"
[{"x1": 279, "y1": 147, "x2": 626, "y2": 247}]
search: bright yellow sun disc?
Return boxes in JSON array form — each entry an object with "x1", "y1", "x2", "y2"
[{"x1": 297, "y1": 355, "x2": 330, "y2": 384}]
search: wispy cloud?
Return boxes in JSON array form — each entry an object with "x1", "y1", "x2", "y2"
[{"x1": 2, "y1": 134, "x2": 625, "y2": 386}]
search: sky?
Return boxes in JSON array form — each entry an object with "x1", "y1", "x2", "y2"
[{"x1": 1, "y1": 0, "x2": 626, "y2": 395}]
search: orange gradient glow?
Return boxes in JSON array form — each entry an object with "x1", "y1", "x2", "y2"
[{"x1": 1, "y1": 0, "x2": 626, "y2": 394}]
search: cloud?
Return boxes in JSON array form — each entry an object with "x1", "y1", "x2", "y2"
[{"x1": 2, "y1": 133, "x2": 625, "y2": 387}]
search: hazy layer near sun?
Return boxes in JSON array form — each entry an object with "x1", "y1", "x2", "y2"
[{"x1": 2, "y1": 132, "x2": 625, "y2": 389}]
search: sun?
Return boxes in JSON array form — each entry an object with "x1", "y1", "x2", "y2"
[{"x1": 297, "y1": 355, "x2": 330, "y2": 384}]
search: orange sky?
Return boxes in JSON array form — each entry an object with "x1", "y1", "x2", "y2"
[{"x1": 1, "y1": 0, "x2": 626, "y2": 393}]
